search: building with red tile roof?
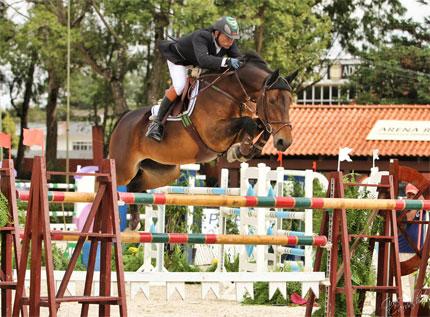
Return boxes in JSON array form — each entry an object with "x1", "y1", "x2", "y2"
[
  {"x1": 207, "y1": 105, "x2": 430, "y2": 186},
  {"x1": 262, "y1": 104, "x2": 430, "y2": 157}
]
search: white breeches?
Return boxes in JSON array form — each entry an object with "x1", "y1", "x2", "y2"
[{"x1": 167, "y1": 60, "x2": 188, "y2": 95}]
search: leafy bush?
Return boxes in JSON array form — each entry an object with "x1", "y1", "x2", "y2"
[
  {"x1": 0, "y1": 192, "x2": 11, "y2": 227},
  {"x1": 164, "y1": 245, "x2": 200, "y2": 272},
  {"x1": 121, "y1": 244, "x2": 144, "y2": 271},
  {"x1": 224, "y1": 253, "x2": 239, "y2": 272},
  {"x1": 39, "y1": 244, "x2": 86, "y2": 271}
]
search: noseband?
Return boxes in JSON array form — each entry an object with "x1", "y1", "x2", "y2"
[{"x1": 256, "y1": 77, "x2": 293, "y2": 136}]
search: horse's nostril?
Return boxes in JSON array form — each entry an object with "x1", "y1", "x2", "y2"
[{"x1": 276, "y1": 139, "x2": 291, "y2": 151}]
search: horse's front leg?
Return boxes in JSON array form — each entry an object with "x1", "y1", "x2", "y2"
[{"x1": 226, "y1": 117, "x2": 267, "y2": 162}]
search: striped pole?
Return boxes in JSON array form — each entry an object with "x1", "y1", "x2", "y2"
[
  {"x1": 15, "y1": 182, "x2": 76, "y2": 190},
  {"x1": 47, "y1": 231, "x2": 328, "y2": 246},
  {"x1": 16, "y1": 191, "x2": 430, "y2": 211},
  {"x1": 150, "y1": 186, "x2": 240, "y2": 196}
]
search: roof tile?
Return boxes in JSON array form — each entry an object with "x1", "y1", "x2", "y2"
[{"x1": 262, "y1": 105, "x2": 430, "y2": 157}]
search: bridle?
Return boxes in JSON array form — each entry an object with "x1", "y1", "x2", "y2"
[
  {"x1": 256, "y1": 78, "x2": 293, "y2": 136},
  {"x1": 198, "y1": 68, "x2": 293, "y2": 136}
]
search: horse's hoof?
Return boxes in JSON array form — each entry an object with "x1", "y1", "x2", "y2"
[
  {"x1": 226, "y1": 144, "x2": 240, "y2": 162},
  {"x1": 226, "y1": 144, "x2": 248, "y2": 163}
]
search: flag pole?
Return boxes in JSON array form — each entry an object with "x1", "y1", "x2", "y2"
[{"x1": 65, "y1": 0, "x2": 71, "y2": 186}]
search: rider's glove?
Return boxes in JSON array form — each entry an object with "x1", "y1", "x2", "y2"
[{"x1": 227, "y1": 58, "x2": 241, "y2": 70}]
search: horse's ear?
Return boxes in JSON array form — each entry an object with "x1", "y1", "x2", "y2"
[
  {"x1": 285, "y1": 69, "x2": 299, "y2": 83},
  {"x1": 265, "y1": 69, "x2": 280, "y2": 87}
]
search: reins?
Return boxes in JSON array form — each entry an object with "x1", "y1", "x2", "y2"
[
  {"x1": 196, "y1": 69, "x2": 254, "y2": 114},
  {"x1": 182, "y1": 64, "x2": 293, "y2": 156}
]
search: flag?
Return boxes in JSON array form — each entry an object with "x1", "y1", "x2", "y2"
[
  {"x1": 338, "y1": 147, "x2": 353, "y2": 172},
  {"x1": 338, "y1": 147, "x2": 353, "y2": 162},
  {"x1": 0, "y1": 133, "x2": 11, "y2": 149},
  {"x1": 372, "y1": 149, "x2": 379, "y2": 168},
  {"x1": 372, "y1": 149, "x2": 379, "y2": 161},
  {"x1": 23, "y1": 128, "x2": 44, "y2": 147},
  {"x1": 277, "y1": 151, "x2": 283, "y2": 166}
]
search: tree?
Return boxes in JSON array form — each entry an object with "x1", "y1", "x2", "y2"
[
  {"x1": 24, "y1": 4, "x2": 70, "y2": 169},
  {"x1": 172, "y1": 0, "x2": 332, "y2": 90},
  {"x1": 321, "y1": 0, "x2": 408, "y2": 54},
  {"x1": 143, "y1": 0, "x2": 173, "y2": 104},
  {"x1": 0, "y1": 5, "x2": 40, "y2": 175},
  {"x1": 65, "y1": 0, "x2": 155, "y2": 114},
  {"x1": 1, "y1": 111, "x2": 18, "y2": 159},
  {"x1": 347, "y1": 45, "x2": 430, "y2": 104}
]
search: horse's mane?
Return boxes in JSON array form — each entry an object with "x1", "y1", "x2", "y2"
[
  {"x1": 203, "y1": 51, "x2": 271, "y2": 75},
  {"x1": 241, "y1": 51, "x2": 272, "y2": 73}
]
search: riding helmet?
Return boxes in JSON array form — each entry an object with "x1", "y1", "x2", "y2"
[{"x1": 213, "y1": 16, "x2": 240, "y2": 40}]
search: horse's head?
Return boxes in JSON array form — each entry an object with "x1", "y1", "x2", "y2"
[
  {"x1": 232, "y1": 53, "x2": 296, "y2": 152},
  {"x1": 255, "y1": 68, "x2": 296, "y2": 151}
]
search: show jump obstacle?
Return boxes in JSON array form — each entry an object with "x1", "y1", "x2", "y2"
[
  {"x1": 16, "y1": 190, "x2": 430, "y2": 211},
  {"x1": 2, "y1": 155, "x2": 430, "y2": 316},
  {"x1": 2, "y1": 157, "x2": 329, "y2": 317},
  {"x1": 49, "y1": 231, "x2": 327, "y2": 246}
]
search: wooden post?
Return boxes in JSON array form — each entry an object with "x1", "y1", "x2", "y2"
[
  {"x1": 13, "y1": 157, "x2": 127, "y2": 316},
  {"x1": 13, "y1": 156, "x2": 57, "y2": 316},
  {"x1": 0, "y1": 160, "x2": 27, "y2": 317}
]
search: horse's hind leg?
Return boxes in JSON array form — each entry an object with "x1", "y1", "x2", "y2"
[
  {"x1": 127, "y1": 169, "x2": 146, "y2": 230},
  {"x1": 126, "y1": 161, "x2": 181, "y2": 230}
]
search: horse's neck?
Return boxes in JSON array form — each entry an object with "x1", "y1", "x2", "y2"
[
  {"x1": 189, "y1": 89, "x2": 245, "y2": 152},
  {"x1": 237, "y1": 67, "x2": 268, "y2": 94}
]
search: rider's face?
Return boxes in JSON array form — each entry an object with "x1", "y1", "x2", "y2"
[{"x1": 215, "y1": 31, "x2": 234, "y2": 49}]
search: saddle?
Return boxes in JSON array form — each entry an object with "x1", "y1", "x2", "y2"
[{"x1": 165, "y1": 77, "x2": 195, "y2": 119}]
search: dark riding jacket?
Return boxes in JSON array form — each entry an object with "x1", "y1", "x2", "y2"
[{"x1": 158, "y1": 27, "x2": 241, "y2": 70}]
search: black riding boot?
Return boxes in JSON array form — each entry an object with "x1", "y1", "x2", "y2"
[{"x1": 146, "y1": 96, "x2": 174, "y2": 142}]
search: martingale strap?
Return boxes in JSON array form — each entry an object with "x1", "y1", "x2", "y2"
[{"x1": 180, "y1": 114, "x2": 219, "y2": 160}]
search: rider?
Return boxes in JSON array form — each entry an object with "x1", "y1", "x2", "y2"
[{"x1": 146, "y1": 16, "x2": 242, "y2": 142}]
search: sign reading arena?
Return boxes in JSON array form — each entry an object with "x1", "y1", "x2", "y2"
[
  {"x1": 367, "y1": 120, "x2": 430, "y2": 141},
  {"x1": 366, "y1": 120, "x2": 430, "y2": 141}
]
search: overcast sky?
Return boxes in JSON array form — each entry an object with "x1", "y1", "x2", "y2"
[{"x1": 402, "y1": 0, "x2": 430, "y2": 22}]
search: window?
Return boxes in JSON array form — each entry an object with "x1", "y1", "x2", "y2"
[
  {"x1": 314, "y1": 86, "x2": 321, "y2": 101},
  {"x1": 297, "y1": 84, "x2": 354, "y2": 105},
  {"x1": 72, "y1": 141, "x2": 92, "y2": 151},
  {"x1": 332, "y1": 86, "x2": 339, "y2": 104}
]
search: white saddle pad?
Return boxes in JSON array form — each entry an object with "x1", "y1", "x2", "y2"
[{"x1": 150, "y1": 81, "x2": 200, "y2": 122}]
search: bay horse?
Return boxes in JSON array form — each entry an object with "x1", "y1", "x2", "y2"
[{"x1": 109, "y1": 52, "x2": 296, "y2": 228}]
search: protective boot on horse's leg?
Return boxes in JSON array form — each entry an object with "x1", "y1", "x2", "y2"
[{"x1": 146, "y1": 86, "x2": 177, "y2": 141}]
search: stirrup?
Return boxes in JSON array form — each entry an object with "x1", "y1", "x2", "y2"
[{"x1": 145, "y1": 122, "x2": 164, "y2": 141}]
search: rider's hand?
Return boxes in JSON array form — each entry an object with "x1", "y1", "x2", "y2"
[{"x1": 227, "y1": 58, "x2": 241, "y2": 70}]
